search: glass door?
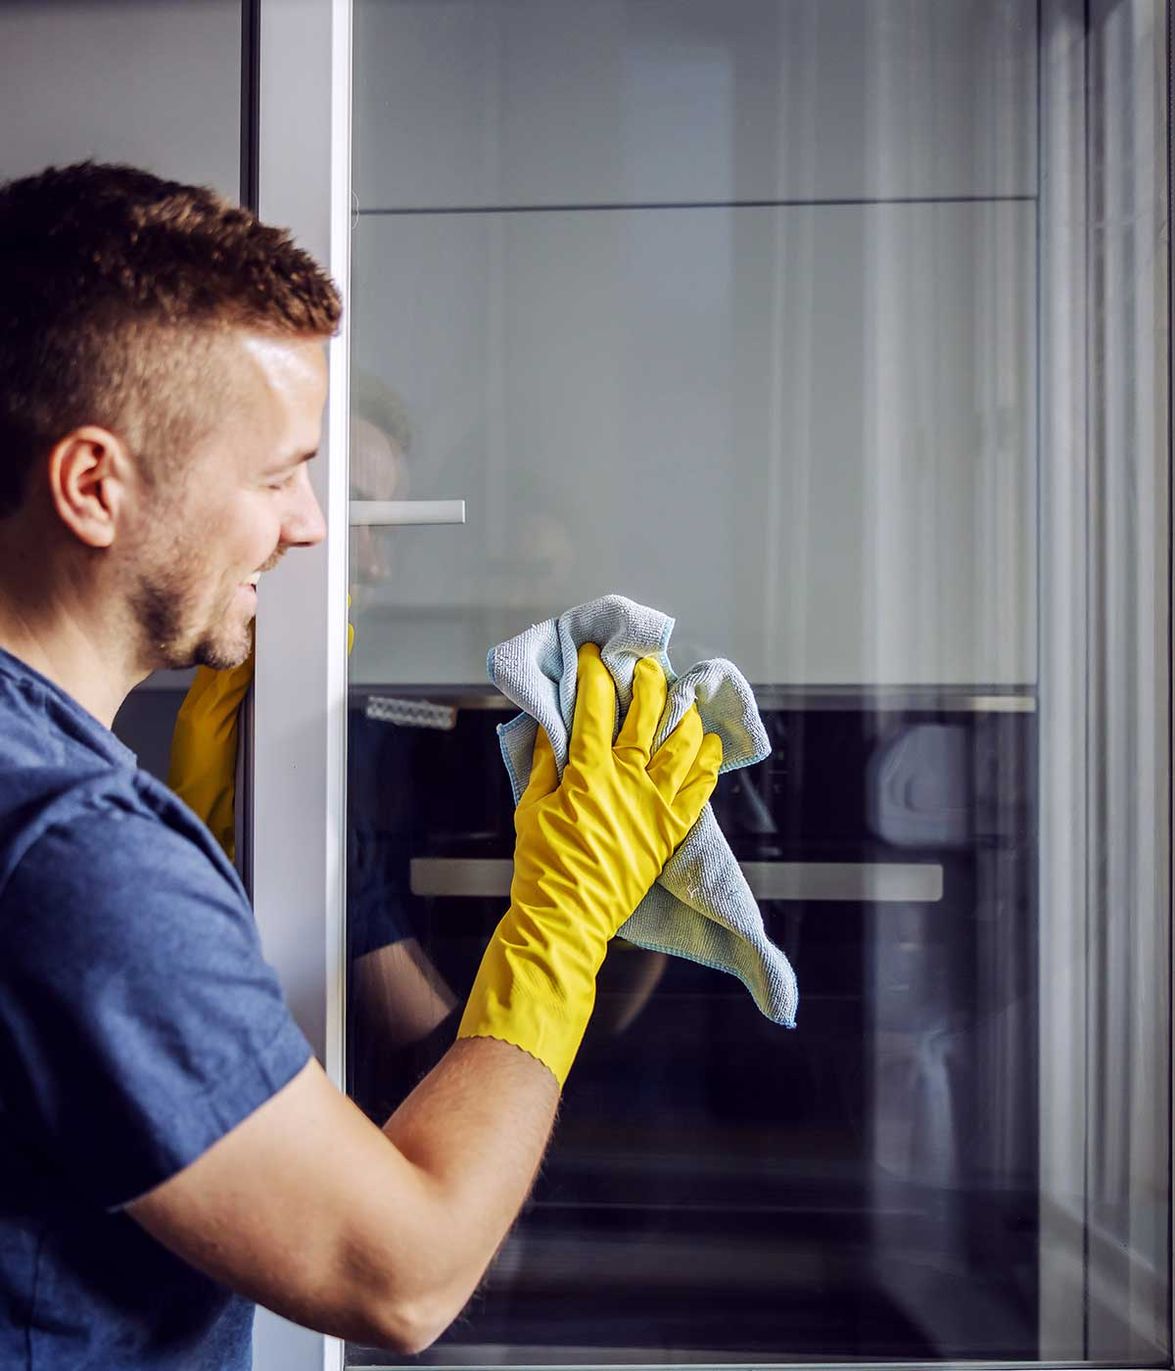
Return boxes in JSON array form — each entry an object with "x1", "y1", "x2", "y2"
[{"x1": 335, "y1": 1, "x2": 1171, "y2": 1364}]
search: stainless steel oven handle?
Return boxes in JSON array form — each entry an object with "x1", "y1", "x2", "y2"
[
  {"x1": 409, "y1": 858, "x2": 944, "y2": 903},
  {"x1": 350, "y1": 499, "x2": 466, "y2": 526}
]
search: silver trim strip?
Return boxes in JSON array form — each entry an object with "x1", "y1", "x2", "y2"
[
  {"x1": 350, "y1": 498, "x2": 467, "y2": 525},
  {"x1": 410, "y1": 858, "x2": 944, "y2": 904},
  {"x1": 349, "y1": 685, "x2": 1036, "y2": 714},
  {"x1": 741, "y1": 860, "x2": 944, "y2": 902},
  {"x1": 355, "y1": 1360, "x2": 1135, "y2": 1370}
]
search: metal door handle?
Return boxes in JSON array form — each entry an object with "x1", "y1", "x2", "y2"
[
  {"x1": 350, "y1": 500, "x2": 466, "y2": 526},
  {"x1": 409, "y1": 858, "x2": 944, "y2": 903}
]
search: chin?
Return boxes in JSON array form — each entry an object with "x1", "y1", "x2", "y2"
[
  {"x1": 195, "y1": 644, "x2": 253, "y2": 672},
  {"x1": 196, "y1": 631, "x2": 254, "y2": 671},
  {"x1": 185, "y1": 616, "x2": 255, "y2": 672}
]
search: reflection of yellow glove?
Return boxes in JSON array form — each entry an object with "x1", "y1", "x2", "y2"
[
  {"x1": 170, "y1": 603, "x2": 355, "y2": 860},
  {"x1": 168, "y1": 655, "x2": 254, "y2": 861},
  {"x1": 458, "y1": 643, "x2": 722, "y2": 1085}
]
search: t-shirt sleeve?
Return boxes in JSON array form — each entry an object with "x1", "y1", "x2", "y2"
[{"x1": 0, "y1": 806, "x2": 313, "y2": 1210}]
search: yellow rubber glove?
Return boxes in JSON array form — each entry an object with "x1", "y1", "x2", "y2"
[{"x1": 457, "y1": 642, "x2": 723, "y2": 1086}]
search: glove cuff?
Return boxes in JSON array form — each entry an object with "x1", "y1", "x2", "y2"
[{"x1": 456, "y1": 915, "x2": 602, "y2": 1086}]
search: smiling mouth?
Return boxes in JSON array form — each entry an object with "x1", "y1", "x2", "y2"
[
  {"x1": 245, "y1": 551, "x2": 285, "y2": 591},
  {"x1": 240, "y1": 551, "x2": 283, "y2": 595}
]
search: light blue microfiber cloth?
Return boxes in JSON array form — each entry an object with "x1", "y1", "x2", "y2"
[{"x1": 487, "y1": 594, "x2": 798, "y2": 1027}]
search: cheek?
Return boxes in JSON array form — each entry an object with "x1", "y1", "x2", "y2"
[{"x1": 232, "y1": 498, "x2": 283, "y2": 565}]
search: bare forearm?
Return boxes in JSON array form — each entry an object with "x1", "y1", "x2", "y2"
[
  {"x1": 127, "y1": 1047, "x2": 558, "y2": 1355},
  {"x1": 378, "y1": 1037, "x2": 558, "y2": 1298}
]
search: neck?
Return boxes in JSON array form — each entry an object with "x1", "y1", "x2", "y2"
[{"x1": 0, "y1": 537, "x2": 145, "y2": 730}]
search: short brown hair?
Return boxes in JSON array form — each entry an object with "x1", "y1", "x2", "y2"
[{"x1": 0, "y1": 161, "x2": 342, "y2": 516}]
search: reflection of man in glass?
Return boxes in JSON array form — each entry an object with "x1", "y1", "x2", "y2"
[
  {"x1": 346, "y1": 375, "x2": 461, "y2": 1109},
  {"x1": 349, "y1": 369, "x2": 410, "y2": 593}
]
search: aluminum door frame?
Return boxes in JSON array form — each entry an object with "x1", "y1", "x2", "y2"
[
  {"x1": 1039, "y1": 0, "x2": 1173, "y2": 1361},
  {"x1": 252, "y1": 1, "x2": 350, "y2": 1368}
]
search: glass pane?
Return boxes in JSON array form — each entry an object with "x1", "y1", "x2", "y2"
[
  {"x1": 345, "y1": 0, "x2": 1170, "y2": 1365},
  {"x1": 349, "y1": 199, "x2": 1035, "y2": 688}
]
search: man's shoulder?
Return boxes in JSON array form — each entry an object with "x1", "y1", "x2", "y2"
[
  {"x1": 46, "y1": 768, "x2": 227, "y2": 863},
  {"x1": 0, "y1": 650, "x2": 129, "y2": 768},
  {"x1": 0, "y1": 655, "x2": 218, "y2": 864},
  {"x1": 0, "y1": 675, "x2": 236, "y2": 885},
  {"x1": 2, "y1": 748, "x2": 220, "y2": 856},
  {"x1": 0, "y1": 788, "x2": 264, "y2": 1036},
  {"x1": 0, "y1": 764, "x2": 248, "y2": 948},
  {"x1": 0, "y1": 658, "x2": 250, "y2": 960}
]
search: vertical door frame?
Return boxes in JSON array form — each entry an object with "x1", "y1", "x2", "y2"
[
  {"x1": 1163, "y1": 0, "x2": 1175, "y2": 1356},
  {"x1": 1039, "y1": 0, "x2": 1174, "y2": 1361},
  {"x1": 251, "y1": 0, "x2": 350, "y2": 1368},
  {"x1": 1037, "y1": 0, "x2": 1091, "y2": 1353}
]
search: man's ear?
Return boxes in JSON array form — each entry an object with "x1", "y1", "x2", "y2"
[{"x1": 46, "y1": 426, "x2": 135, "y2": 549}]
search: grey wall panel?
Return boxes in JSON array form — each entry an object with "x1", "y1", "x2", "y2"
[
  {"x1": 0, "y1": 1, "x2": 242, "y2": 740},
  {"x1": 111, "y1": 687, "x2": 189, "y2": 783},
  {"x1": 354, "y1": 0, "x2": 1036, "y2": 210},
  {"x1": 0, "y1": 0, "x2": 241, "y2": 198}
]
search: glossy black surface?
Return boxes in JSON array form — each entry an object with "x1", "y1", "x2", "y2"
[{"x1": 347, "y1": 695, "x2": 1038, "y2": 1364}]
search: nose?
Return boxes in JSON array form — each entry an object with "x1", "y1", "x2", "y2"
[{"x1": 283, "y1": 463, "x2": 327, "y2": 548}]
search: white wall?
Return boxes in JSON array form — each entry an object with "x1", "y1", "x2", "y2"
[{"x1": 0, "y1": 0, "x2": 240, "y2": 197}]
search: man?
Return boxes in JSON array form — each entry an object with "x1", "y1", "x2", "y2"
[{"x1": 0, "y1": 162, "x2": 722, "y2": 1369}]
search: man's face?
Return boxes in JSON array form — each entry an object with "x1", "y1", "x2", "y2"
[{"x1": 128, "y1": 331, "x2": 329, "y2": 672}]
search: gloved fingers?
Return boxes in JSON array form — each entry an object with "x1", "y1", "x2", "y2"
[
  {"x1": 613, "y1": 656, "x2": 667, "y2": 763},
  {"x1": 673, "y1": 732, "x2": 723, "y2": 823},
  {"x1": 519, "y1": 725, "x2": 559, "y2": 808},
  {"x1": 567, "y1": 642, "x2": 617, "y2": 774},
  {"x1": 646, "y1": 703, "x2": 704, "y2": 799}
]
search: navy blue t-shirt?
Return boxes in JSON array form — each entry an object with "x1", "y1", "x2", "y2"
[{"x1": 0, "y1": 648, "x2": 313, "y2": 1369}]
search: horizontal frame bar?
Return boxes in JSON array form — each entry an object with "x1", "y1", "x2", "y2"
[{"x1": 409, "y1": 858, "x2": 944, "y2": 904}]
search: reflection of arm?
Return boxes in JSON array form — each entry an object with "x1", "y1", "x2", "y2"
[
  {"x1": 170, "y1": 642, "x2": 459, "y2": 1072},
  {"x1": 353, "y1": 939, "x2": 457, "y2": 1052},
  {"x1": 594, "y1": 944, "x2": 667, "y2": 1035}
]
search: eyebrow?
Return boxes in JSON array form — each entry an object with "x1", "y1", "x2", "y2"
[{"x1": 267, "y1": 448, "x2": 318, "y2": 473}]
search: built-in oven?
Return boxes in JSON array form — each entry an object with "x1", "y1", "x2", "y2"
[{"x1": 346, "y1": 689, "x2": 1037, "y2": 1363}]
